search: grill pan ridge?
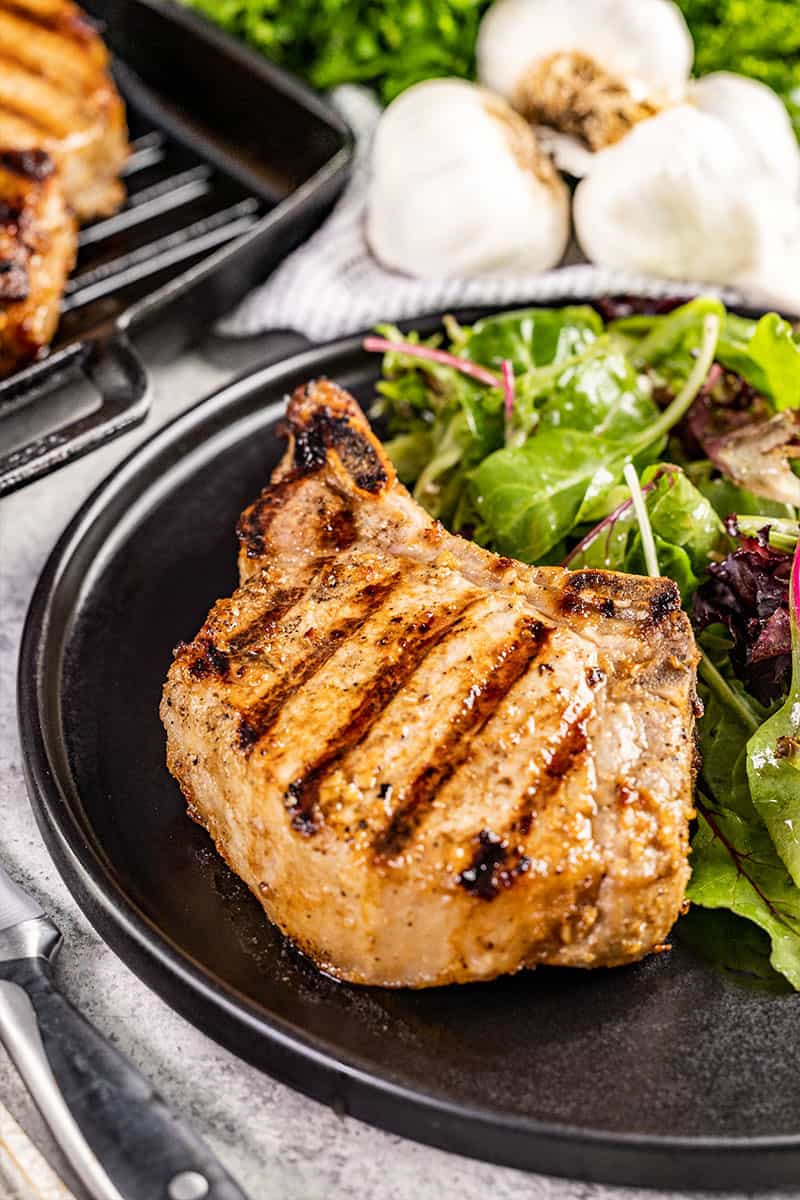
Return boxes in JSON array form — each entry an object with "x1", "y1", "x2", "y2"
[{"x1": 0, "y1": 0, "x2": 352, "y2": 495}]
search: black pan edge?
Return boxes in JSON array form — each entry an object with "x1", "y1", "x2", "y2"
[{"x1": 18, "y1": 318, "x2": 800, "y2": 1192}]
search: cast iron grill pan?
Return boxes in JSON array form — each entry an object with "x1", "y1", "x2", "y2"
[{"x1": 0, "y1": 0, "x2": 351, "y2": 495}]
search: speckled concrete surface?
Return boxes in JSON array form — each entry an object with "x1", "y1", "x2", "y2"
[{"x1": 0, "y1": 335, "x2": 780, "y2": 1200}]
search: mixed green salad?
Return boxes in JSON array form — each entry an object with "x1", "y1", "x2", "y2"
[{"x1": 364, "y1": 297, "x2": 800, "y2": 990}]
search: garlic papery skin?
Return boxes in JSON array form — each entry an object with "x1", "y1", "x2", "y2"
[
  {"x1": 691, "y1": 73, "x2": 800, "y2": 200},
  {"x1": 477, "y1": 0, "x2": 693, "y2": 152},
  {"x1": 573, "y1": 106, "x2": 793, "y2": 284},
  {"x1": 366, "y1": 79, "x2": 570, "y2": 278}
]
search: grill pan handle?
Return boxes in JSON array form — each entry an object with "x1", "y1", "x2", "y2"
[{"x1": 0, "y1": 331, "x2": 150, "y2": 497}]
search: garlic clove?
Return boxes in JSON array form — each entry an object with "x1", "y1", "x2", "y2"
[
  {"x1": 573, "y1": 106, "x2": 793, "y2": 284},
  {"x1": 691, "y1": 73, "x2": 800, "y2": 200},
  {"x1": 366, "y1": 79, "x2": 570, "y2": 278},
  {"x1": 534, "y1": 126, "x2": 601, "y2": 178},
  {"x1": 477, "y1": 0, "x2": 693, "y2": 153}
]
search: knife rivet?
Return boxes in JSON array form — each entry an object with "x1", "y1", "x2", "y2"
[{"x1": 168, "y1": 1171, "x2": 209, "y2": 1199}]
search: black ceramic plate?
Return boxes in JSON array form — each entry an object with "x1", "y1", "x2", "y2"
[{"x1": 18, "y1": 313, "x2": 800, "y2": 1192}]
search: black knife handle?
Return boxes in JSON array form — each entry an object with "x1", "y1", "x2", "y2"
[{"x1": 0, "y1": 955, "x2": 248, "y2": 1200}]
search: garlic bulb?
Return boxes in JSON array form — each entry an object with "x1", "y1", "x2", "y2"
[
  {"x1": 477, "y1": 0, "x2": 693, "y2": 154},
  {"x1": 735, "y1": 216, "x2": 800, "y2": 317},
  {"x1": 366, "y1": 79, "x2": 570, "y2": 278},
  {"x1": 573, "y1": 106, "x2": 794, "y2": 284},
  {"x1": 691, "y1": 73, "x2": 800, "y2": 200}
]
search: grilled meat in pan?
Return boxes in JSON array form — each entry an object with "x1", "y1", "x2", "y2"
[
  {"x1": 0, "y1": 148, "x2": 76, "y2": 373},
  {"x1": 162, "y1": 381, "x2": 699, "y2": 988},
  {"x1": 0, "y1": 0, "x2": 128, "y2": 220}
]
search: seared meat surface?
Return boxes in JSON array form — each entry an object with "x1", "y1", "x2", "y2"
[
  {"x1": 162, "y1": 381, "x2": 699, "y2": 988},
  {"x1": 0, "y1": 0, "x2": 127, "y2": 220},
  {"x1": 0, "y1": 148, "x2": 76, "y2": 373}
]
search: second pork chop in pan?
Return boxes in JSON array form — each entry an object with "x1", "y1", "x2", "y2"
[
  {"x1": 162, "y1": 380, "x2": 699, "y2": 988},
  {"x1": 0, "y1": 0, "x2": 127, "y2": 220},
  {"x1": 0, "y1": 148, "x2": 77, "y2": 373}
]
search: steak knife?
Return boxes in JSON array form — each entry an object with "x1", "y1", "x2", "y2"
[{"x1": 0, "y1": 860, "x2": 248, "y2": 1200}]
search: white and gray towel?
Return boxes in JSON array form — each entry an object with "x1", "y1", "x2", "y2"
[{"x1": 219, "y1": 85, "x2": 741, "y2": 343}]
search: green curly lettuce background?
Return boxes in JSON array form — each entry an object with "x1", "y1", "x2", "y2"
[{"x1": 184, "y1": 0, "x2": 800, "y2": 132}]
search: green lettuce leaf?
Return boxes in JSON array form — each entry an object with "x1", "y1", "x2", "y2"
[
  {"x1": 470, "y1": 430, "x2": 625, "y2": 564},
  {"x1": 678, "y1": 906, "x2": 792, "y2": 992},
  {"x1": 717, "y1": 312, "x2": 800, "y2": 412},
  {"x1": 383, "y1": 431, "x2": 435, "y2": 485},
  {"x1": 687, "y1": 805, "x2": 800, "y2": 990},
  {"x1": 537, "y1": 350, "x2": 658, "y2": 441},
  {"x1": 455, "y1": 306, "x2": 603, "y2": 374},
  {"x1": 611, "y1": 297, "x2": 726, "y2": 383},
  {"x1": 568, "y1": 467, "x2": 730, "y2": 600}
]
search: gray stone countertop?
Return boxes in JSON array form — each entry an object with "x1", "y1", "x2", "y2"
[{"x1": 0, "y1": 331, "x2": 775, "y2": 1200}]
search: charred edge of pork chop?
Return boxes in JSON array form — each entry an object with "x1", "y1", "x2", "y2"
[
  {"x1": 240, "y1": 380, "x2": 690, "y2": 635},
  {"x1": 0, "y1": 0, "x2": 128, "y2": 220},
  {"x1": 0, "y1": 147, "x2": 76, "y2": 373},
  {"x1": 165, "y1": 378, "x2": 698, "y2": 987}
]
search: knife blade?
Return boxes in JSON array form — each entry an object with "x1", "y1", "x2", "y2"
[{"x1": 0, "y1": 860, "x2": 249, "y2": 1200}]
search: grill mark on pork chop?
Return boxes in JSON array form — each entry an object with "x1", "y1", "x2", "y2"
[
  {"x1": 293, "y1": 402, "x2": 388, "y2": 494},
  {"x1": 0, "y1": 147, "x2": 51, "y2": 179},
  {"x1": 0, "y1": 260, "x2": 27, "y2": 301},
  {"x1": 187, "y1": 638, "x2": 229, "y2": 681},
  {"x1": 0, "y1": 70, "x2": 73, "y2": 138},
  {"x1": 2, "y1": 0, "x2": 96, "y2": 39},
  {"x1": 0, "y1": 101, "x2": 51, "y2": 134},
  {"x1": 284, "y1": 597, "x2": 482, "y2": 833},
  {"x1": 648, "y1": 582, "x2": 680, "y2": 624},
  {"x1": 321, "y1": 506, "x2": 357, "y2": 551},
  {"x1": 238, "y1": 575, "x2": 402, "y2": 751},
  {"x1": 0, "y1": 5, "x2": 101, "y2": 73},
  {"x1": 225, "y1": 586, "x2": 308, "y2": 656},
  {"x1": 509, "y1": 705, "x2": 592, "y2": 836},
  {"x1": 374, "y1": 617, "x2": 551, "y2": 858},
  {"x1": 458, "y1": 829, "x2": 531, "y2": 900}
]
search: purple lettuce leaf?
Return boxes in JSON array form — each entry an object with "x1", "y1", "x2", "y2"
[{"x1": 693, "y1": 526, "x2": 793, "y2": 705}]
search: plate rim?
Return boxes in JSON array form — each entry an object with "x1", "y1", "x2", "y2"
[{"x1": 17, "y1": 314, "x2": 800, "y2": 1191}]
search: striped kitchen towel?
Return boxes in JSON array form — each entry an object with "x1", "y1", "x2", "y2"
[{"x1": 218, "y1": 85, "x2": 744, "y2": 343}]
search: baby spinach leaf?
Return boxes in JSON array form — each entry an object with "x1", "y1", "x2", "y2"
[
  {"x1": 614, "y1": 297, "x2": 726, "y2": 374},
  {"x1": 646, "y1": 467, "x2": 732, "y2": 571},
  {"x1": 537, "y1": 351, "x2": 658, "y2": 441},
  {"x1": 470, "y1": 430, "x2": 625, "y2": 564},
  {"x1": 746, "y1": 543, "x2": 800, "y2": 886},
  {"x1": 717, "y1": 312, "x2": 800, "y2": 412},
  {"x1": 457, "y1": 306, "x2": 603, "y2": 375},
  {"x1": 678, "y1": 906, "x2": 792, "y2": 993},
  {"x1": 567, "y1": 466, "x2": 729, "y2": 601},
  {"x1": 688, "y1": 803, "x2": 800, "y2": 990}
]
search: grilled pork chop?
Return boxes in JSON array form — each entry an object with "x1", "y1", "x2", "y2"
[
  {"x1": 0, "y1": 0, "x2": 127, "y2": 220},
  {"x1": 162, "y1": 381, "x2": 699, "y2": 988},
  {"x1": 0, "y1": 148, "x2": 76, "y2": 373}
]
